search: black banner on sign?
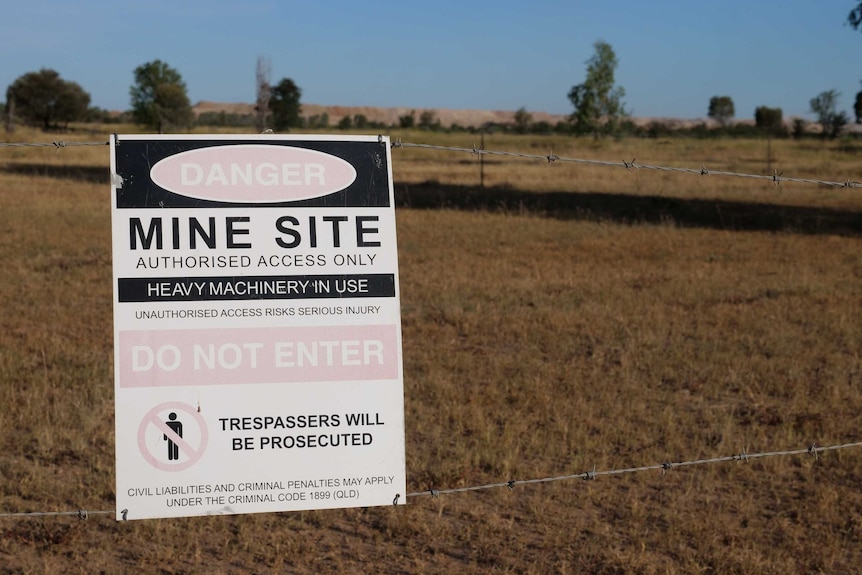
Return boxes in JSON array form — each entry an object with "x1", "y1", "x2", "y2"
[
  {"x1": 117, "y1": 274, "x2": 396, "y2": 302},
  {"x1": 113, "y1": 139, "x2": 391, "y2": 209}
]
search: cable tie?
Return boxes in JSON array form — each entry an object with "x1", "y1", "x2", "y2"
[
  {"x1": 121, "y1": 509, "x2": 128, "y2": 520},
  {"x1": 77, "y1": 509, "x2": 88, "y2": 521},
  {"x1": 808, "y1": 443, "x2": 820, "y2": 462},
  {"x1": 661, "y1": 462, "x2": 674, "y2": 475},
  {"x1": 583, "y1": 465, "x2": 597, "y2": 481},
  {"x1": 507, "y1": 480, "x2": 516, "y2": 491},
  {"x1": 392, "y1": 493, "x2": 400, "y2": 506}
]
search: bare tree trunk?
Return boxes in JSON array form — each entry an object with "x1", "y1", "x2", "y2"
[{"x1": 255, "y1": 56, "x2": 271, "y2": 133}]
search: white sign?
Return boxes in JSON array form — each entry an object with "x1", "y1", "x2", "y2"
[{"x1": 111, "y1": 135, "x2": 405, "y2": 520}]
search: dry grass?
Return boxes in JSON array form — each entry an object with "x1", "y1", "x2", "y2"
[{"x1": 1, "y1": 126, "x2": 862, "y2": 573}]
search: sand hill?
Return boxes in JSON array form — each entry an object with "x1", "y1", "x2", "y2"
[
  {"x1": 192, "y1": 101, "x2": 860, "y2": 134},
  {"x1": 192, "y1": 101, "x2": 568, "y2": 128}
]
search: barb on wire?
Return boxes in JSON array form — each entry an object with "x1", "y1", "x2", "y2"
[{"x1": 393, "y1": 141, "x2": 862, "y2": 189}]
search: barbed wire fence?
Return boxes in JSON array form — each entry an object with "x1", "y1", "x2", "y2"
[
  {"x1": 1, "y1": 137, "x2": 861, "y2": 521},
  {"x1": 1, "y1": 138, "x2": 860, "y2": 188},
  {"x1": 391, "y1": 140, "x2": 862, "y2": 189},
  {"x1": 3, "y1": 441, "x2": 861, "y2": 520}
]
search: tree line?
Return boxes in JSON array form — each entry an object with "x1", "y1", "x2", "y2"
[
  {"x1": 2, "y1": 60, "x2": 303, "y2": 134},
  {"x1": 4, "y1": 4, "x2": 862, "y2": 137},
  {"x1": 567, "y1": 40, "x2": 861, "y2": 140}
]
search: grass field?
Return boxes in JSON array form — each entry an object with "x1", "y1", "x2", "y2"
[{"x1": 1, "y1": 126, "x2": 862, "y2": 574}]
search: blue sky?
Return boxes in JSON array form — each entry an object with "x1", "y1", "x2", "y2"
[{"x1": 1, "y1": 0, "x2": 859, "y2": 121}]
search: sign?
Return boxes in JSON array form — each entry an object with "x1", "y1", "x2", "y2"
[{"x1": 111, "y1": 135, "x2": 405, "y2": 520}]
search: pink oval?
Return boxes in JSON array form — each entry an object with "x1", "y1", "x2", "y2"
[{"x1": 150, "y1": 144, "x2": 357, "y2": 203}]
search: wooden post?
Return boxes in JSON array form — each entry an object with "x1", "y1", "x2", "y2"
[
  {"x1": 480, "y1": 130, "x2": 485, "y2": 189},
  {"x1": 4, "y1": 99, "x2": 14, "y2": 134}
]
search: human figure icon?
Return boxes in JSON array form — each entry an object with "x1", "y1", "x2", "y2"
[{"x1": 164, "y1": 412, "x2": 183, "y2": 461}]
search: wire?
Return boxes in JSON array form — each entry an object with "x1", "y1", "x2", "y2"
[
  {"x1": 391, "y1": 140, "x2": 862, "y2": 189},
  {"x1": 2, "y1": 441, "x2": 859, "y2": 518},
  {"x1": 1, "y1": 138, "x2": 858, "y2": 189}
]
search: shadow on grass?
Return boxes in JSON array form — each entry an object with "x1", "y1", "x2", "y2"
[
  {"x1": 0, "y1": 163, "x2": 108, "y2": 184},
  {"x1": 395, "y1": 182, "x2": 862, "y2": 237},
  {"x1": 4, "y1": 163, "x2": 858, "y2": 236}
]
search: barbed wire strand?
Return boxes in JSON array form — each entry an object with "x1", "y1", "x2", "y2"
[
  {"x1": 390, "y1": 140, "x2": 862, "y2": 189},
  {"x1": 0, "y1": 510, "x2": 113, "y2": 519},
  {"x1": 405, "y1": 441, "x2": 861, "y2": 498},
  {"x1": 0, "y1": 141, "x2": 107, "y2": 149},
  {"x1": 1, "y1": 440, "x2": 860, "y2": 519},
  {"x1": 1, "y1": 139, "x2": 859, "y2": 189}
]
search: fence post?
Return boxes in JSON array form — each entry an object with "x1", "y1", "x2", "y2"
[
  {"x1": 480, "y1": 130, "x2": 485, "y2": 189},
  {"x1": 4, "y1": 99, "x2": 14, "y2": 134}
]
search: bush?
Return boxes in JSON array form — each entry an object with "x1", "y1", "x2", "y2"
[{"x1": 755, "y1": 106, "x2": 785, "y2": 136}]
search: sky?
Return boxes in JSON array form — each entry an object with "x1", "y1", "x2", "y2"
[{"x1": 0, "y1": 0, "x2": 859, "y2": 121}]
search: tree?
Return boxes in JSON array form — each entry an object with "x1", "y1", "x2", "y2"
[
  {"x1": 6, "y1": 69, "x2": 90, "y2": 130},
  {"x1": 269, "y1": 78, "x2": 302, "y2": 131},
  {"x1": 353, "y1": 114, "x2": 369, "y2": 129},
  {"x1": 792, "y1": 118, "x2": 808, "y2": 139},
  {"x1": 418, "y1": 110, "x2": 439, "y2": 130},
  {"x1": 513, "y1": 107, "x2": 532, "y2": 134},
  {"x1": 708, "y1": 96, "x2": 735, "y2": 127},
  {"x1": 568, "y1": 40, "x2": 627, "y2": 138},
  {"x1": 809, "y1": 89, "x2": 848, "y2": 138},
  {"x1": 754, "y1": 106, "x2": 784, "y2": 135},
  {"x1": 130, "y1": 60, "x2": 193, "y2": 133},
  {"x1": 306, "y1": 113, "x2": 329, "y2": 129},
  {"x1": 398, "y1": 111, "x2": 416, "y2": 129},
  {"x1": 849, "y1": 2, "x2": 862, "y2": 29}
]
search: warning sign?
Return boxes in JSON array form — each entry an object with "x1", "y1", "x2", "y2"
[{"x1": 111, "y1": 135, "x2": 406, "y2": 520}]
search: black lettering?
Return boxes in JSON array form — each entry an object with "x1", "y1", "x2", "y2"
[
  {"x1": 130, "y1": 218, "x2": 162, "y2": 250},
  {"x1": 322, "y1": 216, "x2": 348, "y2": 247},
  {"x1": 226, "y1": 217, "x2": 251, "y2": 249},
  {"x1": 275, "y1": 216, "x2": 301, "y2": 248},
  {"x1": 356, "y1": 216, "x2": 381, "y2": 247}
]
